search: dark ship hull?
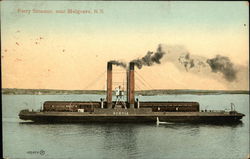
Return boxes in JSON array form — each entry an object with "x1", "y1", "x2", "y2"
[{"x1": 19, "y1": 108, "x2": 245, "y2": 124}]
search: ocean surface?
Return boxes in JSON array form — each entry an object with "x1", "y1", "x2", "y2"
[{"x1": 2, "y1": 94, "x2": 249, "y2": 159}]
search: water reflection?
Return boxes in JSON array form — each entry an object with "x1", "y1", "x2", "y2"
[
  {"x1": 102, "y1": 124, "x2": 139, "y2": 158},
  {"x1": 154, "y1": 121, "x2": 243, "y2": 128}
]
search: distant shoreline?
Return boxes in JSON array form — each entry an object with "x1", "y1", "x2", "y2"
[{"x1": 2, "y1": 88, "x2": 249, "y2": 95}]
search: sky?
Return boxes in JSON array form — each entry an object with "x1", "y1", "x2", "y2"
[{"x1": 1, "y1": 1, "x2": 249, "y2": 90}]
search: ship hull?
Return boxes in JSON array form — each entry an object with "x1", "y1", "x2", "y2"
[{"x1": 19, "y1": 110, "x2": 244, "y2": 124}]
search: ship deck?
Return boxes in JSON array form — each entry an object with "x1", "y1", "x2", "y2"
[{"x1": 19, "y1": 111, "x2": 244, "y2": 117}]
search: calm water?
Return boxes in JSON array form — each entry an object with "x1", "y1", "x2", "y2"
[{"x1": 2, "y1": 94, "x2": 249, "y2": 159}]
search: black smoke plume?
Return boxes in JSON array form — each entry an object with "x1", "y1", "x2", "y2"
[
  {"x1": 109, "y1": 60, "x2": 127, "y2": 68},
  {"x1": 178, "y1": 53, "x2": 195, "y2": 71},
  {"x1": 132, "y1": 45, "x2": 166, "y2": 69},
  {"x1": 206, "y1": 55, "x2": 237, "y2": 82}
]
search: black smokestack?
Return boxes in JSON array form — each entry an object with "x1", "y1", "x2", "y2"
[
  {"x1": 109, "y1": 60, "x2": 127, "y2": 68},
  {"x1": 127, "y1": 62, "x2": 135, "y2": 108},
  {"x1": 206, "y1": 55, "x2": 237, "y2": 82},
  {"x1": 132, "y1": 44, "x2": 166, "y2": 69},
  {"x1": 106, "y1": 62, "x2": 113, "y2": 108}
]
